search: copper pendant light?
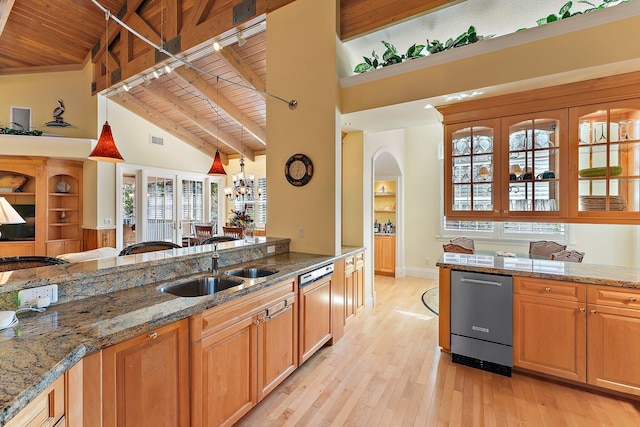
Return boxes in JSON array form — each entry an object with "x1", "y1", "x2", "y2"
[{"x1": 208, "y1": 76, "x2": 226, "y2": 175}]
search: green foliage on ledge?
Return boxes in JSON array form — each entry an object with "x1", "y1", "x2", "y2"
[
  {"x1": 353, "y1": 26, "x2": 491, "y2": 74},
  {"x1": 353, "y1": 0, "x2": 632, "y2": 74},
  {"x1": 534, "y1": 0, "x2": 631, "y2": 26}
]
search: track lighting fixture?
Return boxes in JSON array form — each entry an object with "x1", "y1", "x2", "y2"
[
  {"x1": 236, "y1": 32, "x2": 246, "y2": 47},
  {"x1": 91, "y1": 0, "x2": 298, "y2": 110},
  {"x1": 122, "y1": 83, "x2": 131, "y2": 92},
  {"x1": 164, "y1": 64, "x2": 172, "y2": 74}
]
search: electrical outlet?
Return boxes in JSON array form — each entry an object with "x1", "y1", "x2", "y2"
[
  {"x1": 18, "y1": 284, "x2": 58, "y2": 308},
  {"x1": 298, "y1": 227, "x2": 304, "y2": 238},
  {"x1": 104, "y1": 218, "x2": 112, "y2": 225},
  {"x1": 267, "y1": 245, "x2": 275, "y2": 254},
  {"x1": 425, "y1": 258, "x2": 430, "y2": 265}
]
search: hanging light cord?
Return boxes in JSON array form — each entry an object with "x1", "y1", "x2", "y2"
[{"x1": 91, "y1": 0, "x2": 298, "y2": 110}]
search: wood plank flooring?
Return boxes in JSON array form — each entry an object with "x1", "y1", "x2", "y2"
[{"x1": 237, "y1": 275, "x2": 640, "y2": 426}]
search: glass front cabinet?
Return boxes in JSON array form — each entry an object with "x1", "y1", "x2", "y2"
[
  {"x1": 445, "y1": 111, "x2": 568, "y2": 221},
  {"x1": 570, "y1": 101, "x2": 640, "y2": 222}
]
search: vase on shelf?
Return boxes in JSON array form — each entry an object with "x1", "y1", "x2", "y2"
[{"x1": 55, "y1": 179, "x2": 71, "y2": 193}]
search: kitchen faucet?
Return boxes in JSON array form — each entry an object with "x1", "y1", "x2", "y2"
[{"x1": 211, "y1": 243, "x2": 219, "y2": 275}]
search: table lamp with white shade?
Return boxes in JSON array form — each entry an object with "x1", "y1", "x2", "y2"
[{"x1": 0, "y1": 197, "x2": 26, "y2": 238}]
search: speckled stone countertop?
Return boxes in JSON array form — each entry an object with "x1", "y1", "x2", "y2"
[
  {"x1": 0, "y1": 241, "x2": 364, "y2": 426},
  {"x1": 436, "y1": 252, "x2": 640, "y2": 288}
]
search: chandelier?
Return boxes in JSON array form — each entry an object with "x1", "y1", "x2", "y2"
[{"x1": 224, "y1": 158, "x2": 262, "y2": 201}]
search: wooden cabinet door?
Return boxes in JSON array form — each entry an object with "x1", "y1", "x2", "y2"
[
  {"x1": 102, "y1": 319, "x2": 190, "y2": 427},
  {"x1": 444, "y1": 119, "x2": 501, "y2": 220},
  {"x1": 257, "y1": 295, "x2": 297, "y2": 401},
  {"x1": 345, "y1": 268, "x2": 355, "y2": 323},
  {"x1": 354, "y1": 251, "x2": 365, "y2": 313},
  {"x1": 195, "y1": 314, "x2": 257, "y2": 427},
  {"x1": 587, "y1": 304, "x2": 640, "y2": 396},
  {"x1": 513, "y1": 294, "x2": 586, "y2": 382},
  {"x1": 375, "y1": 235, "x2": 395, "y2": 276},
  {"x1": 298, "y1": 275, "x2": 332, "y2": 364}
]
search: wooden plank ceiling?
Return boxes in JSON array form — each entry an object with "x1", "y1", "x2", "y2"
[{"x1": 0, "y1": 0, "x2": 452, "y2": 161}]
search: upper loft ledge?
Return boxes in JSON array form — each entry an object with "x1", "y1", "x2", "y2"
[
  {"x1": 341, "y1": 1, "x2": 640, "y2": 87},
  {"x1": 339, "y1": 1, "x2": 640, "y2": 114},
  {"x1": 0, "y1": 135, "x2": 93, "y2": 160}
]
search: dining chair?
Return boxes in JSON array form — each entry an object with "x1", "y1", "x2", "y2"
[
  {"x1": 119, "y1": 241, "x2": 182, "y2": 256},
  {"x1": 443, "y1": 243, "x2": 474, "y2": 254},
  {"x1": 550, "y1": 250, "x2": 585, "y2": 263},
  {"x1": 222, "y1": 226, "x2": 244, "y2": 239},
  {"x1": 194, "y1": 223, "x2": 214, "y2": 245},
  {"x1": 450, "y1": 237, "x2": 475, "y2": 251},
  {"x1": 0, "y1": 256, "x2": 69, "y2": 272},
  {"x1": 529, "y1": 240, "x2": 567, "y2": 258}
]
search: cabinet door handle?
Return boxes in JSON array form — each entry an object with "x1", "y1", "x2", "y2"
[
  {"x1": 460, "y1": 278, "x2": 502, "y2": 287},
  {"x1": 590, "y1": 309, "x2": 597, "y2": 314},
  {"x1": 268, "y1": 304, "x2": 292, "y2": 320},
  {"x1": 579, "y1": 308, "x2": 586, "y2": 312},
  {"x1": 630, "y1": 297, "x2": 637, "y2": 302},
  {"x1": 545, "y1": 287, "x2": 551, "y2": 292},
  {"x1": 253, "y1": 320, "x2": 261, "y2": 326},
  {"x1": 148, "y1": 332, "x2": 158, "y2": 339}
]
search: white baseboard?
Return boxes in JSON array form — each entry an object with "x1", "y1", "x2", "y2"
[{"x1": 404, "y1": 266, "x2": 439, "y2": 280}]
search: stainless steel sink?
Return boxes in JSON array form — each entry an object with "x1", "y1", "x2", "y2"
[
  {"x1": 226, "y1": 267, "x2": 278, "y2": 278},
  {"x1": 158, "y1": 276, "x2": 245, "y2": 297}
]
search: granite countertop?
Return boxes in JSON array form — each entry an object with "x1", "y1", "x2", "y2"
[
  {"x1": 436, "y1": 252, "x2": 640, "y2": 288},
  {"x1": 0, "y1": 247, "x2": 364, "y2": 426}
]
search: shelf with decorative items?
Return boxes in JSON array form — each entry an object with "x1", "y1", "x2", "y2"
[
  {"x1": 570, "y1": 100, "x2": 640, "y2": 222},
  {"x1": 502, "y1": 110, "x2": 568, "y2": 220},
  {"x1": 373, "y1": 180, "x2": 396, "y2": 233},
  {"x1": 445, "y1": 118, "x2": 499, "y2": 220},
  {"x1": 46, "y1": 159, "x2": 83, "y2": 256}
]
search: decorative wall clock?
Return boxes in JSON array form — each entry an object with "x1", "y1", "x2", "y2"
[{"x1": 285, "y1": 154, "x2": 313, "y2": 186}]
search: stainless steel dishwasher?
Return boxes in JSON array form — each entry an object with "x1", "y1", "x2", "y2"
[{"x1": 450, "y1": 270, "x2": 513, "y2": 377}]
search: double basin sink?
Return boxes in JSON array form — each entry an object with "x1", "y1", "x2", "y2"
[{"x1": 158, "y1": 267, "x2": 278, "y2": 297}]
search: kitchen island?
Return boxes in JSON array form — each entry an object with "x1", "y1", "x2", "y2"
[
  {"x1": 437, "y1": 252, "x2": 640, "y2": 399},
  {"x1": 0, "y1": 237, "x2": 365, "y2": 426}
]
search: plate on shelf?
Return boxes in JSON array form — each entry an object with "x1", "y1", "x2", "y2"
[
  {"x1": 579, "y1": 195, "x2": 627, "y2": 211},
  {"x1": 578, "y1": 166, "x2": 623, "y2": 177}
]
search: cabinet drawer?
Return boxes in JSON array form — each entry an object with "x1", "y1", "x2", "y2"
[
  {"x1": 588, "y1": 286, "x2": 640, "y2": 309},
  {"x1": 193, "y1": 280, "x2": 296, "y2": 339},
  {"x1": 344, "y1": 256, "x2": 355, "y2": 274},
  {"x1": 514, "y1": 277, "x2": 586, "y2": 302}
]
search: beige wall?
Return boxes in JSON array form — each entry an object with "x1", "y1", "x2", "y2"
[
  {"x1": 266, "y1": 0, "x2": 340, "y2": 255},
  {"x1": 0, "y1": 64, "x2": 97, "y2": 138},
  {"x1": 342, "y1": 131, "x2": 364, "y2": 246}
]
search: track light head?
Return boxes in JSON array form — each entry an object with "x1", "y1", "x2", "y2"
[
  {"x1": 236, "y1": 32, "x2": 246, "y2": 47},
  {"x1": 213, "y1": 40, "x2": 221, "y2": 51}
]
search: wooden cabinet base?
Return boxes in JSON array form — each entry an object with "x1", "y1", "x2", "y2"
[{"x1": 6, "y1": 376, "x2": 65, "y2": 427}]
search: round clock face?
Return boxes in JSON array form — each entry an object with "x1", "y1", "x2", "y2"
[{"x1": 285, "y1": 154, "x2": 313, "y2": 186}]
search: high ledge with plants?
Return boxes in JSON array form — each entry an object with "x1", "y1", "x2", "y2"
[{"x1": 352, "y1": 0, "x2": 632, "y2": 74}]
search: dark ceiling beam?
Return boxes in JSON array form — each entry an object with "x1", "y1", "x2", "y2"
[
  {"x1": 139, "y1": 80, "x2": 255, "y2": 161},
  {"x1": 112, "y1": 91, "x2": 226, "y2": 162},
  {"x1": 173, "y1": 67, "x2": 266, "y2": 145}
]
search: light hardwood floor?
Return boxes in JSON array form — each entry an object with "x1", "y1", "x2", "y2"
[{"x1": 237, "y1": 275, "x2": 640, "y2": 426}]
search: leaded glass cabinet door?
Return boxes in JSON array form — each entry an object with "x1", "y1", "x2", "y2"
[
  {"x1": 502, "y1": 110, "x2": 568, "y2": 220},
  {"x1": 570, "y1": 100, "x2": 640, "y2": 220},
  {"x1": 445, "y1": 119, "x2": 501, "y2": 219}
]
